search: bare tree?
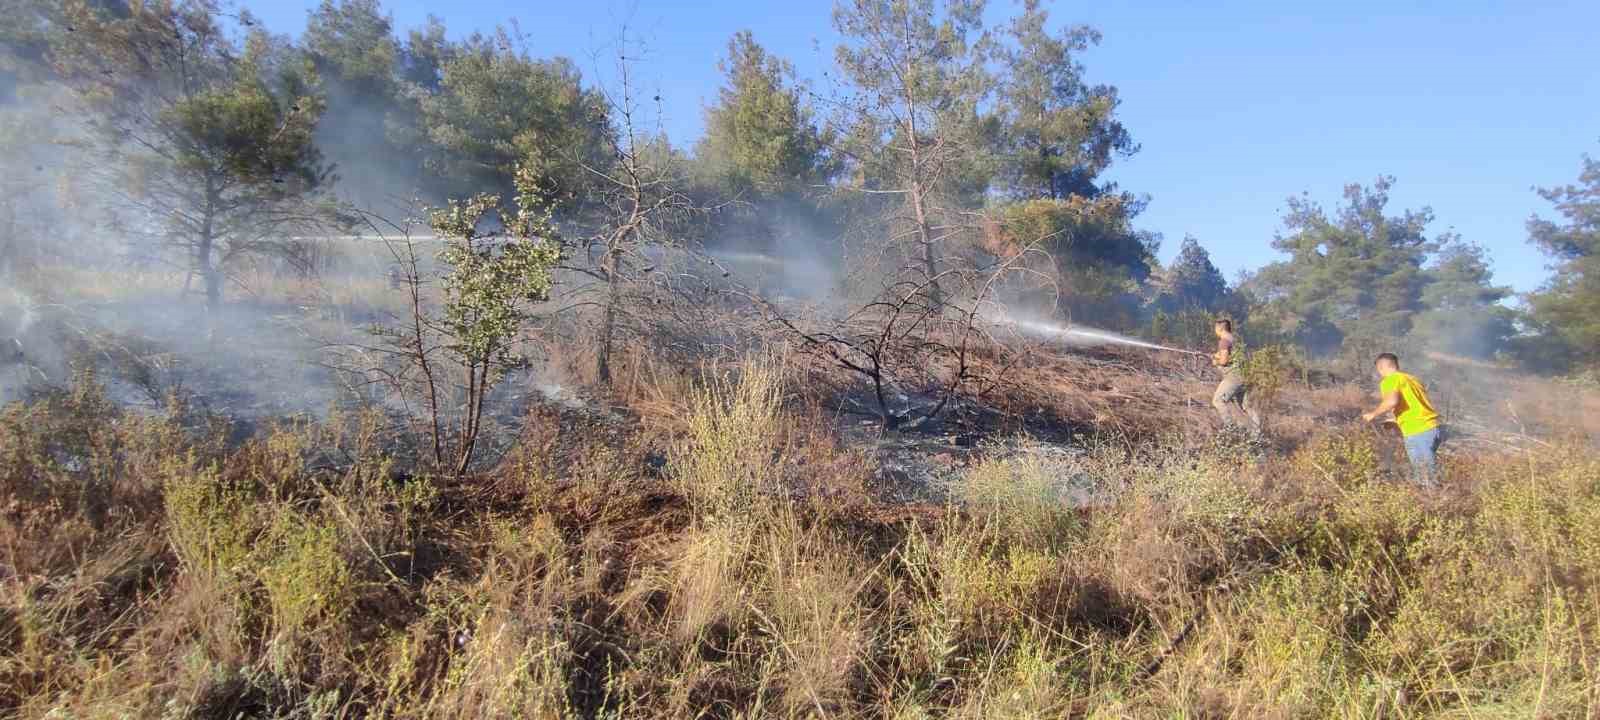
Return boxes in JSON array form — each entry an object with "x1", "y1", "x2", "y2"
[
  {"x1": 749, "y1": 236, "x2": 1055, "y2": 428},
  {"x1": 562, "y1": 30, "x2": 704, "y2": 384},
  {"x1": 830, "y1": 0, "x2": 997, "y2": 310}
]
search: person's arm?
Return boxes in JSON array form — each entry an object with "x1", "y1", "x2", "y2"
[
  {"x1": 1212, "y1": 339, "x2": 1231, "y2": 367},
  {"x1": 1363, "y1": 389, "x2": 1401, "y2": 423}
]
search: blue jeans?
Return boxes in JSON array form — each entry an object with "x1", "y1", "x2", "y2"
[{"x1": 1403, "y1": 427, "x2": 1444, "y2": 486}]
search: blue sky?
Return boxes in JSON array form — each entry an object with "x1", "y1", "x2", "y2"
[{"x1": 250, "y1": 0, "x2": 1599, "y2": 294}]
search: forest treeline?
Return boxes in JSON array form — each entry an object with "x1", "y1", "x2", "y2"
[{"x1": 1, "y1": 0, "x2": 1596, "y2": 374}]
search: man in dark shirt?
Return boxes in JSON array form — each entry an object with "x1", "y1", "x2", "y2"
[{"x1": 1210, "y1": 318, "x2": 1261, "y2": 435}]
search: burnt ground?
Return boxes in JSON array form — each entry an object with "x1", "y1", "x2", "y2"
[{"x1": 4, "y1": 293, "x2": 1391, "y2": 508}]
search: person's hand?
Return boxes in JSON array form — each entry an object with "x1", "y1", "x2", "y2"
[{"x1": 1361, "y1": 411, "x2": 1378, "y2": 423}]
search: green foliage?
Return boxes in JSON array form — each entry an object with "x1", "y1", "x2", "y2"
[
  {"x1": 1146, "y1": 306, "x2": 1215, "y2": 349},
  {"x1": 1291, "y1": 428, "x2": 1381, "y2": 489},
  {"x1": 305, "y1": 0, "x2": 398, "y2": 95},
  {"x1": 403, "y1": 164, "x2": 563, "y2": 474},
  {"x1": 257, "y1": 511, "x2": 353, "y2": 639},
  {"x1": 697, "y1": 31, "x2": 833, "y2": 198},
  {"x1": 991, "y1": 0, "x2": 1135, "y2": 201},
  {"x1": 694, "y1": 31, "x2": 840, "y2": 255},
  {"x1": 164, "y1": 66, "x2": 325, "y2": 188},
  {"x1": 1252, "y1": 177, "x2": 1437, "y2": 353},
  {"x1": 165, "y1": 461, "x2": 259, "y2": 586},
  {"x1": 995, "y1": 196, "x2": 1156, "y2": 327},
  {"x1": 1151, "y1": 235, "x2": 1228, "y2": 313},
  {"x1": 52, "y1": 0, "x2": 341, "y2": 306},
  {"x1": 1411, "y1": 240, "x2": 1516, "y2": 359},
  {"x1": 1241, "y1": 344, "x2": 1293, "y2": 410},
  {"x1": 1252, "y1": 180, "x2": 1515, "y2": 365},
  {"x1": 997, "y1": 196, "x2": 1126, "y2": 250},
  {"x1": 976, "y1": 0, "x2": 1149, "y2": 327},
  {"x1": 1246, "y1": 176, "x2": 1525, "y2": 365},
  {"x1": 303, "y1": 0, "x2": 432, "y2": 206},
  {"x1": 1524, "y1": 150, "x2": 1600, "y2": 371},
  {"x1": 831, "y1": 0, "x2": 995, "y2": 305},
  {"x1": 418, "y1": 30, "x2": 611, "y2": 211},
  {"x1": 428, "y1": 168, "x2": 562, "y2": 364}
]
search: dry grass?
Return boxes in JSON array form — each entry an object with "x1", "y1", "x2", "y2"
[
  {"x1": 23, "y1": 262, "x2": 409, "y2": 320},
  {"x1": 4, "y1": 344, "x2": 1600, "y2": 719}
]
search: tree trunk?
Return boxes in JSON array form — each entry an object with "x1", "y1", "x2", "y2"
[
  {"x1": 903, "y1": 54, "x2": 941, "y2": 309},
  {"x1": 201, "y1": 257, "x2": 222, "y2": 310},
  {"x1": 596, "y1": 242, "x2": 622, "y2": 383},
  {"x1": 1039, "y1": 108, "x2": 1057, "y2": 200},
  {"x1": 198, "y1": 176, "x2": 221, "y2": 311},
  {"x1": 911, "y1": 181, "x2": 941, "y2": 308}
]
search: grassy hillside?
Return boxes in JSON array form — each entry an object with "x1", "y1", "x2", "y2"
[{"x1": 3, "y1": 349, "x2": 1599, "y2": 718}]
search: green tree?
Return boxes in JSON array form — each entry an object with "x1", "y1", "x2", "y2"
[
  {"x1": 991, "y1": 194, "x2": 1156, "y2": 328},
  {"x1": 52, "y1": 0, "x2": 342, "y2": 309},
  {"x1": 1253, "y1": 177, "x2": 1436, "y2": 354},
  {"x1": 303, "y1": 0, "x2": 419, "y2": 208},
  {"x1": 428, "y1": 167, "x2": 561, "y2": 475},
  {"x1": 1524, "y1": 151, "x2": 1600, "y2": 370},
  {"x1": 694, "y1": 31, "x2": 838, "y2": 260},
  {"x1": 358, "y1": 164, "x2": 561, "y2": 476},
  {"x1": 417, "y1": 28, "x2": 611, "y2": 213},
  {"x1": 697, "y1": 31, "x2": 832, "y2": 199},
  {"x1": 1153, "y1": 235, "x2": 1228, "y2": 312},
  {"x1": 305, "y1": 0, "x2": 394, "y2": 95},
  {"x1": 380, "y1": 15, "x2": 454, "y2": 204},
  {"x1": 992, "y1": 0, "x2": 1135, "y2": 201},
  {"x1": 979, "y1": 0, "x2": 1148, "y2": 325},
  {"x1": 397, "y1": 16, "x2": 450, "y2": 92},
  {"x1": 1411, "y1": 239, "x2": 1515, "y2": 360}
]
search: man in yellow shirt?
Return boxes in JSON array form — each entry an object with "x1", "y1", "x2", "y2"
[{"x1": 1362, "y1": 353, "x2": 1444, "y2": 486}]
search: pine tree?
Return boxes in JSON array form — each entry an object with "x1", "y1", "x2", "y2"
[
  {"x1": 416, "y1": 29, "x2": 612, "y2": 214},
  {"x1": 992, "y1": 0, "x2": 1135, "y2": 201},
  {"x1": 697, "y1": 31, "x2": 832, "y2": 199},
  {"x1": 1524, "y1": 151, "x2": 1600, "y2": 369},
  {"x1": 303, "y1": 0, "x2": 419, "y2": 209},
  {"x1": 1411, "y1": 239, "x2": 1515, "y2": 359},
  {"x1": 1254, "y1": 177, "x2": 1435, "y2": 353},
  {"x1": 52, "y1": 0, "x2": 342, "y2": 309},
  {"x1": 831, "y1": 0, "x2": 994, "y2": 307},
  {"x1": 985, "y1": 0, "x2": 1146, "y2": 325},
  {"x1": 1157, "y1": 235, "x2": 1228, "y2": 312}
]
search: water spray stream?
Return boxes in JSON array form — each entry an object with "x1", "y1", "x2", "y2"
[{"x1": 998, "y1": 316, "x2": 1206, "y2": 356}]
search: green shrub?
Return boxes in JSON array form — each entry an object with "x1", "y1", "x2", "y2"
[
  {"x1": 1292, "y1": 428, "x2": 1381, "y2": 489},
  {"x1": 952, "y1": 445, "x2": 1081, "y2": 553},
  {"x1": 1242, "y1": 343, "x2": 1294, "y2": 410},
  {"x1": 669, "y1": 356, "x2": 787, "y2": 525},
  {"x1": 164, "y1": 460, "x2": 260, "y2": 587},
  {"x1": 257, "y1": 511, "x2": 353, "y2": 640}
]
